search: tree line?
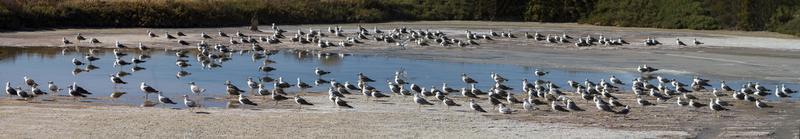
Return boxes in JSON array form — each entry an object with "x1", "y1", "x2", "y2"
[{"x1": 1, "y1": 0, "x2": 799, "y2": 36}]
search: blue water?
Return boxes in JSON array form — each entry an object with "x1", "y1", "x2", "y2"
[{"x1": 0, "y1": 47, "x2": 795, "y2": 108}]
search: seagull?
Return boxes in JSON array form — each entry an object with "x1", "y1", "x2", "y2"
[
  {"x1": 183, "y1": 95, "x2": 199, "y2": 110},
  {"x1": 710, "y1": 98, "x2": 729, "y2": 111},
  {"x1": 131, "y1": 57, "x2": 146, "y2": 64},
  {"x1": 344, "y1": 81, "x2": 360, "y2": 91},
  {"x1": 201, "y1": 32, "x2": 212, "y2": 39},
  {"x1": 676, "y1": 38, "x2": 687, "y2": 46},
  {"x1": 6, "y1": 82, "x2": 17, "y2": 97},
  {"x1": 498, "y1": 104, "x2": 513, "y2": 114},
  {"x1": 71, "y1": 58, "x2": 84, "y2": 66},
  {"x1": 85, "y1": 54, "x2": 100, "y2": 62},
  {"x1": 551, "y1": 101, "x2": 569, "y2": 112},
  {"x1": 335, "y1": 86, "x2": 351, "y2": 95},
  {"x1": 755, "y1": 99, "x2": 771, "y2": 109},
  {"x1": 410, "y1": 84, "x2": 422, "y2": 93},
  {"x1": 315, "y1": 79, "x2": 330, "y2": 86},
  {"x1": 236, "y1": 31, "x2": 246, "y2": 37},
  {"x1": 461, "y1": 73, "x2": 478, "y2": 84},
  {"x1": 442, "y1": 83, "x2": 456, "y2": 93},
  {"x1": 115, "y1": 41, "x2": 126, "y2": 48},
  {"x1": 315, "y1": 67, "x2": 330, "y2": 76},
  {"x1": 335, "y1": 97, "x2": 353, "y2": 108},
  {"x1": 256, "y1": 84, "x2": 270, "y2": 96},
  {"x1": 47, "y1": 81, "x2": 60, "y2": 95},
  {"x1": 328, "y1": 87, "x2": 345, "y2": 102},
  {"x1": 469, "y1": 99, "x2": 487, "y2": 113},
  {"x1": 158, "y1": 92, "x2": 177, "y2": 105},
  {"x1": 115, "y1": 58, "x2": 132, "y2": 66},
  {"x1": 534, "y1": 69, "x2": 548, "y2": 77},
  {"x1": 275, "y1": 77, "x2": 292, "y2": 89},
  {"x1": 693, "y1": 38, "x2": 703, "y2": 45},
  {"x1": 67, "y1": 83, "x2": 89, "y2": 99},
  {"x1": 165, "y1": 32, "x2": 176, "y2": 39},
  {"x1": 225, "y1": 80, "x2": 245, "y2": 96},
  {"x1": 109, "y1": 75, "x2": 127, "y2": 85},
  {"x1": 218, "y1": 30, "x2": 229, "y2": 37},
  {"x1": 642, "y1": 64, "x2": 658, "y2": 73},
  {"x1": 689, "y1": 99, "x2": 706, "y2": 108},
  {"x1": 676, "y1": 97, "x2": 688, "y2": 106},
  {"x1": 453, "y1": 88, "x2": 473, "y2": 98},
  {"x1": 522, "y1": 98, "x2": 535, "y2": 112},
  {"x1": 62, "y1": 37, "x2": 72, "y2": 45},
  {"x1": 495, "y1": 82, "x2": 513, "y2": 90},
  {"x1": 595, "y1": 98, "x2": 614, "y2": 112},
  {"x1": 414, "y1": 92, "x2": 434, "y2": 109},
  {"x1": 90, "y1": 38, "x2": 101, "y2": 44},
  {"x1": 148, "y1": 30, "x2": 158, "y2": 38},
  {"x1": 69, "y1": 82, "x2": 91, "y2": 96},
  {"x1": 394, "y1": 75, "x2": 408, "y2": 85},
  {"x1": 76, "y1": 33, "x2": 86, "y2": 41},
  {"x1": 140, "y1": 82, "x2": 159, "y2": 98},
  {"x1": 491, "y1": 72, "x2": 508, "y2": 83},
  {"x1": 615, "y1": 105, "x2": 631, "y2": 115},
  {"x1": 442, "y1": 97, "x2": 461, "y2": 107},
  {"x1": 188, "y1": 82, "x2": 206, "y2": 95},
  {"x1": 294, "y1": 95, "x2": 314, "y2": 106},
  {"x1": 609, "y1": 98, "x2": 625, "y2": 107},
  {"x1": 178, "y1": 40, "x2": 190, "y2": 45},
  {"x1": 782, "y1": 84, "x2": 796, "y2": 94},
  {"x1": 470, "y1": 84, "x2": 485, "y2": 95},
  {"x1": 371, "y1": 89, "x2": 390, "y2": 98},
  {"x1": 775, "y1": 85, "x2": 789, "y2": 98},
  {"x1": 24, "y1": 76, "x2": 38, "y2": 87},
  {"x1": 720, "y1": 81, "x2": 734, "y2": 91},
  {"x1": 271, "y1": 90, "x2": 290, "y2": 104},
  {"x1": 566, "y1": 99, "x2": 584, "y2": 111},
  {"x1": 15, "y1": 87, "x2": 32, "y2": 100},
  {"x1": 30, "y1": 86, "x2": 46, "y2": 96},
  {"x1": 297, "y1": 78, "x2": 312, "y2": 90},
  {"x1": 506, "y1": 93, "x2": 523, "y2": 104},
  {"x1": 357, "y1": 73, "x2": 375, "y2": 82},
  {"x1": 637, "y1": 96, "x2": 655, "y2": 106},
  {"x1": 610, "y1": 75, "x2": 624, "y2": 85},
  {"x1": 239, "y1": 94, "x2": 258, "y2": 106},
  {"x1": 247, "y1": 77, "x2": 259, "y2": 90}
]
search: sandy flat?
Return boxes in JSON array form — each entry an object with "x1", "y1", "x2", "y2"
[{"x1": 0, "y1": 94, "x2": 691, "y2": 139}]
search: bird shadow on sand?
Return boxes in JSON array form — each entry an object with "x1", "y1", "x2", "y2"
[{"x1": 421, "y1": 108, "x2": 441, "y2": 112}]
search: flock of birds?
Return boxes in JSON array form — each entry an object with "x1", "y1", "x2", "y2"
[
  {"x1": 60, "y1": 23, "x2": 705, "y2": 50},
  {"x1": 5, "y1": 23, "x2": 794, "y2": 116}
]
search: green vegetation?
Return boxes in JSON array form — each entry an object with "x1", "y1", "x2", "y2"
[{"x1": 1, "y1": 0, "x2": 800, "y2": 36}]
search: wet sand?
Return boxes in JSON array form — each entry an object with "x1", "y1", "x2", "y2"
[
  {"x1": 1, "y1": 21, "x2": 800, "y2": 138},
  {"x1": 0, "y1": 93, "x2": 692, "y2": 139}
]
